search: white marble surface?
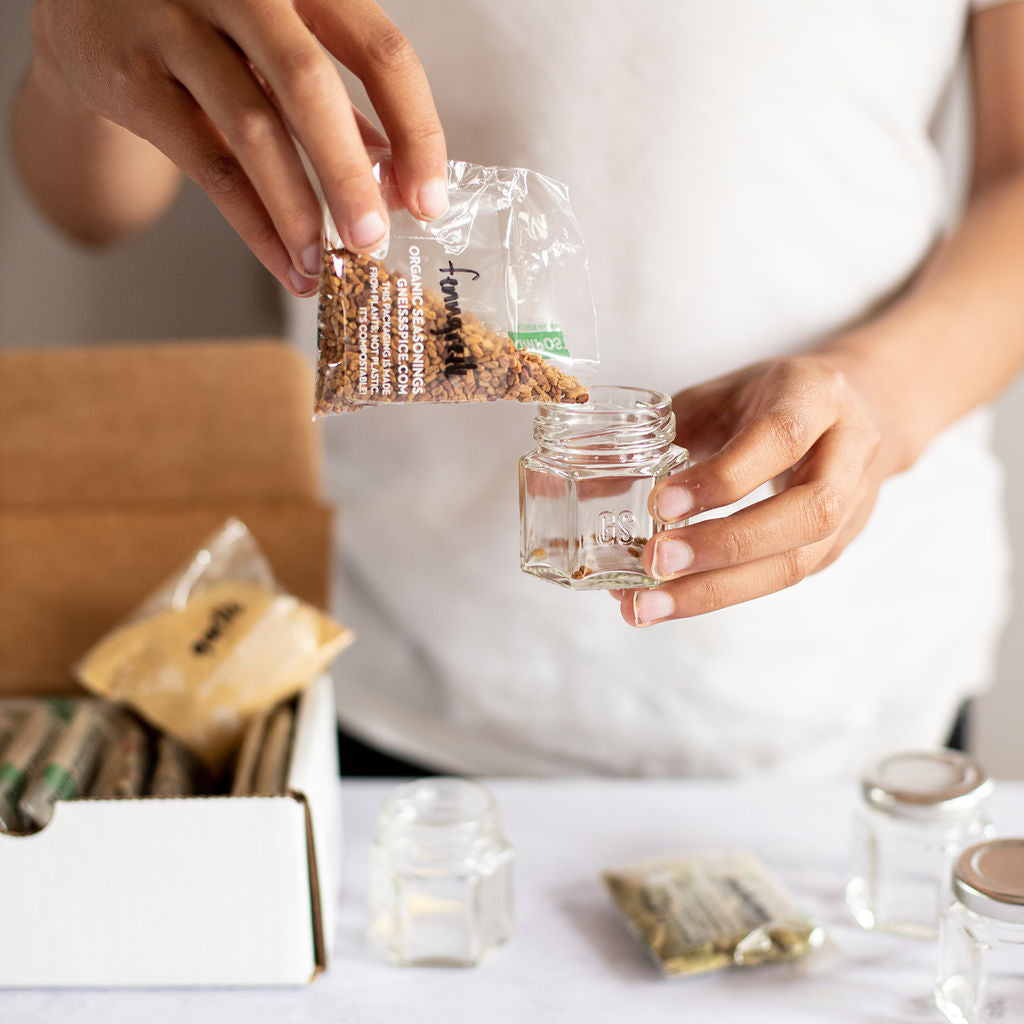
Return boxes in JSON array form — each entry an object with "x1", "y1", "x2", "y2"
[{"x1": 7, "y1": 778, "x2": 1024, "y2": 1023}]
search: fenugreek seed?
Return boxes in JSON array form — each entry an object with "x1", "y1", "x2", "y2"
[{"x1": 315, "y1": 247, "x2": 589, "y2": 411}]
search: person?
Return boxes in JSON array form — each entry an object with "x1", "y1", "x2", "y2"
[{"x1": 11, "y1": 0, "x2": 1024, "y2": 777}]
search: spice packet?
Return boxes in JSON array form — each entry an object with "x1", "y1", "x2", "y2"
[
  {"x1": 315, "y1": 157, "x2": 598, "y2": 415},
  {"x1": 0, "y1": 710, "x2": 29, "y2": 760},
  {"x1": 20, "y1": 701, "x2": 116, "y2": 827},
  {"x1": 0, "y1": 699, "x2": 73, "y2": 833},
  {"x1": 89, "y1": 711, "x2": 152, "y2": 799},
  {"x1": 230, "y1": 706, "x2": 271, "y2": 797},
  {"x1": 251, "y1": 701, "x2": 295, "y2": 796},
  {"x1": 602, "y1": 851, "x2": 826, "y2": 977},
  {"x1": 74, "y1": 518, "x2": 353, "y2": 773},
  {"x1": 149, "y1": 734, "x2": 201, "y2": 797}
]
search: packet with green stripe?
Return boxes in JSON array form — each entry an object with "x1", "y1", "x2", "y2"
[
  {"x1": 0, "y1": 699, "x2": 74, "y2": 833},
  {"x1": 20, "y1": 702, "x2": 115, "y2": 828}
]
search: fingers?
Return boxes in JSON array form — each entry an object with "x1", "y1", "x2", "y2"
[
  {"x1": 163, "y1": 22, "x2": 322, "y2": 287},
  {"x1": 613, "y1": 417, "x2": 881, "y2": 626},
  {"x1": 651, "y1": 363, "x2": 846, "y2": 523},
  {"x1": 621, "y1": 542, "x2": 831, "y2": 627},
  {"x1": 215, "y1": 0, "x2": 392, "y2": 254},
  {"x1": 648, "y1": 419, "x2": 875, "y2": 580},
  {"x1": 140, "y1": 82, "x2": 306, "y2": 294},
  {"x1": 305, "y1": 0, "x2": 449, "y2": 220},
  {"x1": 646, "y1": 480, "x2": 846, "y2": 583}
]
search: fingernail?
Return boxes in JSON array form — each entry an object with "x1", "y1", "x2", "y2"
[
  {"x1": 347, "y1": 210, "x2": 387, "y2": 251},
  {"x1": 656, "y1": 486, "x2": 694, "y2": 523},
  {"x1": 288, "y1": 267, "x2": 318, "y2": 296},
  {"x1": 300, "y1": 243, "x2": 321, "y2": 276},
  {"x1": 653, "y1": 539, "x2": 693, "y2": 580},
  {"x1": 417, "y1": 176, "x2": 449, "y2": 220},
  {"x1": 633, "y1": 589, "x2": 674, "y2": 626}
]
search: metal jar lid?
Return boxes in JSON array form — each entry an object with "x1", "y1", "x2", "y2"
[
  {"x1": 953, "y1": 839, "x2": 1024, "y2": 924},
  {"x1": 862, "y1": 750, "x2": 993, "y2": 819}
]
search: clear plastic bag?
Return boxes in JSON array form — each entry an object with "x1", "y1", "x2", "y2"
[
  {"x1": 315, "y1": 158, "x2": 598, "y2": 415},
  {"x1": 602, "y1": 851, "x2": 828, "y2": 977}
]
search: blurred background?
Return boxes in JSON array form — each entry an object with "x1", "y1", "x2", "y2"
[{"x1": 3, "y1": 3, "x2": 1021, "y2": 775}]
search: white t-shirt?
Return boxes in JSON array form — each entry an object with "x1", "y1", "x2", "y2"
[{"x1": 289, "y1": 0, "x2": 1016, "y2": 779}]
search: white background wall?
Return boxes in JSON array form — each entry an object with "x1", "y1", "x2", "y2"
[{"x1": 2, "y1": 3, "x2": 1020, "y2": 774}]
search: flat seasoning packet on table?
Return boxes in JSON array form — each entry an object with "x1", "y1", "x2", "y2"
[
  {"x1": 74, "y1": 518, "x2": 353, "y2": 774},
  {"x1": 602, "y1": 851, "x2": 827, "y2": 977},
  {"x1": 315, "y1": 158, "x2": 598, "y2": 415}
]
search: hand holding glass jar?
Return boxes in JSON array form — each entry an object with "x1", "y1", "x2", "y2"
[
  {"x1": 601, "y1": 352, "x2": 900, "y2": 627},
  {"x1": 519, "y1": 387, "x2": 689, "y2": 590}
]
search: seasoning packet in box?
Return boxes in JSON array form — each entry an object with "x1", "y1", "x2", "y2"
[
  {"x1": 74, "y1": 518, "x2": 353, "y2": 774},
  {"x1": 602, "y1": 851, "x2": 828, "y2": 977},
  {"x1": 315, "y1": 157, "x2": 599, "y2": 415}
]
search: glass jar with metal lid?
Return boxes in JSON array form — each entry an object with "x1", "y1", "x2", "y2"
[
  {"x1": 937, "y1": 839, "x2": 1024, "y2": 1024},
  {"x1": 519, "y1": 386, "x2": 690, "y2": 590},
  {"x1": 846, "y1": 749, "x2": 995, "y2": 938}
]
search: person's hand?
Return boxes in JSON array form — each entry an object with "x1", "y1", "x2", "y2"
[
  {"x1": 28, "y1": 0, "x2": 447, "y2": 295},
  {"x1": 614, "y1": 353, "x2": 903, "y2": 627}
]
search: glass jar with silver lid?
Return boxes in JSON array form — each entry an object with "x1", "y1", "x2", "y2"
[
  {"x1": 937, "y1": 839, "x2": 1024, "y2": 1024},
  {"x1": 846, "y1": 749, "x2": 995, "y2": 938}
]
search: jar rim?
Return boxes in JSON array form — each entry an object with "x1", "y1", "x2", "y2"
[
  {"x1": 534, "y1": 385, "x2": 671, "y2": 420},
  {"x1": 377, "y1": 776, "x2": 499, "y2": 841},
  {"x1": 953, "y1": 839, "x2": 1024, "y2": 923},
  {"x1": 530, "y1": 385, "x2": 680, "y2": 457},
  {"x1": 862, "y1": 750, "x2": 992, "y2": 816}
]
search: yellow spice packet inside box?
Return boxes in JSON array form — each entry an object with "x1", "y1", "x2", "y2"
[{"x1": 74, "y1": 518, "x2": 352, "y2": 772}]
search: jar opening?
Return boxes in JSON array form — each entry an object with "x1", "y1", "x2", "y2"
[
  {"x1": 532, "y1": 385, "x2": 679, "y2": 456},
  {"x1": 379, "y1": 777, "x2": 497, "y2": 841}
]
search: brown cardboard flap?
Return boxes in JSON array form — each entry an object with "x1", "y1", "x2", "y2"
[
  {"x1": 0, "y1": 338, "x2": 333, "y2": 695},
  {"x1": 0, "y1": 501, "x2": 332, "y2": 694},
  {"x1": 0, "y1": 339, "x2": 321, "y2": 506}
]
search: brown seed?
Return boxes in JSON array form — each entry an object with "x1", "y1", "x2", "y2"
[{"x1": 315, "y1": 248, "x2": 589, "y2": 412}]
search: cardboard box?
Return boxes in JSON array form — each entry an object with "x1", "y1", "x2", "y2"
[
  {"x1": 0, "y1": 340, "x2": 341, "y2": 986},
  {"x1": 0, "y1": 677, "x2": 340, "y2": 987},
  {"x1": 0, "y1": 339, "x2": 332, "y2": 691}
]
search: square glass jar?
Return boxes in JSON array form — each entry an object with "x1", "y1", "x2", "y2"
[
  {"x1": 368, "y1": 777, "x2": 515, "y2": 967},
  {"x1": 519, "y1": 386, "x2": 689, "y2": 590}
]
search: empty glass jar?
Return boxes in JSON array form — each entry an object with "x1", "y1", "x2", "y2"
[
  {"x1": 368, "y1": 777, "x2": 515, "y2": 967},
  {"x1": 937, "y1": 838, "x2": 1024, "y2": 1024},
  {"x1": 846, "y1": 749, "x2": 995, "y2": 938},
  {"x1": 519, "y1": 386, "x2": 689, "y2": 590}
]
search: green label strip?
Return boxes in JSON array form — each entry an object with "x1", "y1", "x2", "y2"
[
  {"x1": 42, "y1": 763, "x2": 77, "y2": 800},
  {"x1": 509, "y1": 328, "x2": 569, "y2": 358}
]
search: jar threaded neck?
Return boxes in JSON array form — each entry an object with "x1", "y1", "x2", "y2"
[{"x1": 533, "y1": 386, "x2": 678, "y2": 458}]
